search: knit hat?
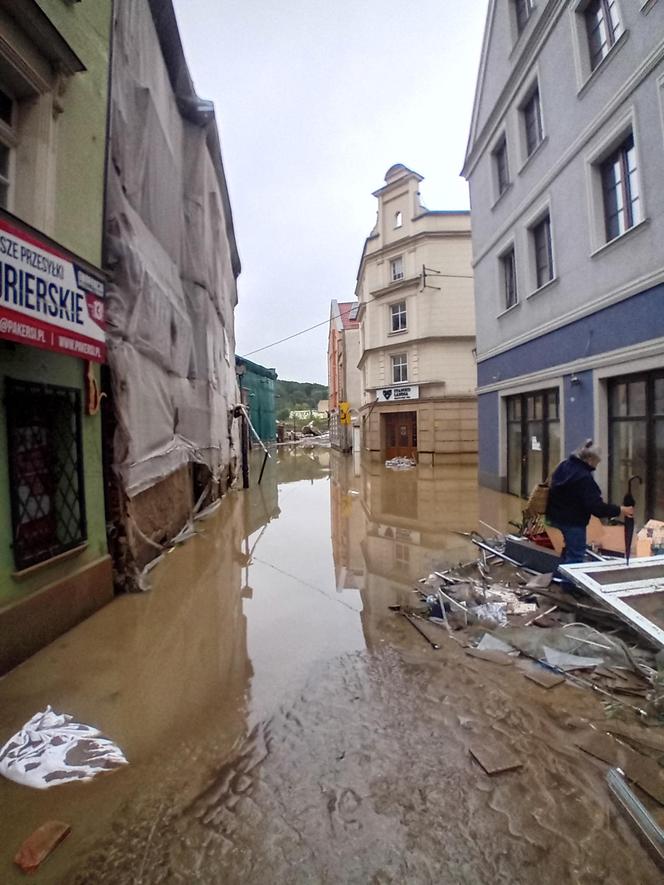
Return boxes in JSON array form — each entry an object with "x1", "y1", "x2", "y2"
[{"x1": 574, "y1": 438, "x2": 601, "y2": 465}]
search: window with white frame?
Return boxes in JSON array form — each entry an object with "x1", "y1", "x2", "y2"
[
  {"x1": 0, "y1": 87, "x2": 16, "y2": 209},
  {"x1": 391, "y1": 353, "x2": 408, "y2": 384},
  {"x1": 531, "y1": 213, "x2": 554, "y2": 288},
  {"x1": 390, "y1": 256, "x2": 404, "y2": 282},
  {"x1": 501, "y1": 248, "x2": 518, "y2": 310},
  {"x1": 521, "y1": 86, "x2": 543, "y2": 158},
  {"x1": 390, "y1": 301, "x2": 407, "y2": 333},
  {"x1": 394, "y1": 211, "x2": 402, "y2": 228},
  {"x1": 514, "y1": 0, "x2": 533, "y2": 34},
  {"x1": 599, "y1": 132, "x2": 641, "y2": 241},
  {"x1": 585, "y1": 0, "x2": 622, "y2": 71},
  {"x1": 492, "y1": 136, "x2": 510, "y2": 197}
]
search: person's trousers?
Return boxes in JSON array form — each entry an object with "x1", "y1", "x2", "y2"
[
  {"x1": 555, "y1": 524, "x2": 587, "y2": 565},
  {"x1": 550, "y1": 523, "x2": 587, "y2": 592}
]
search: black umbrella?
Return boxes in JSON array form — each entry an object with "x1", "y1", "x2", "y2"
[{"x1": 623, "y1": 475, "x2": 642, "y2": 566}]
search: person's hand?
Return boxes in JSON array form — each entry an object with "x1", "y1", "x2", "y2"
[{"x1": 620, "y1": 505, "x2": 635, "y2": 518}]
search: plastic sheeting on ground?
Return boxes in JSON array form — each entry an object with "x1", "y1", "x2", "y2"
[{"x1": 0, "y1": 707, "x2": 127, "y2": 789}]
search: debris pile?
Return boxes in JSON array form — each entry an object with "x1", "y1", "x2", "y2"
[
  {"x1": 385, "y1": 457, "x2": 416, "y2": 470},
  {"x1": 393, "y1": 530, "x2": 664, "y2": 862}
]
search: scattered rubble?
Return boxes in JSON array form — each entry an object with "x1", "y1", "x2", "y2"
[{"x1": 395, "y1": 524, "x2": 664, "y2": 848}]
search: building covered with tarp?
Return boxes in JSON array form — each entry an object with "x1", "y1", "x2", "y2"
[
  {"x1": 236, "y1": 356, "x2": 277, "y2": 443},
  {"x1": 104, "y1": 0, "x2": 241, "y2": 586}
]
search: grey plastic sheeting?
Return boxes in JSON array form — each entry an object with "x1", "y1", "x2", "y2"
[{"x1": 106, "y1": 0, "x2": 240, "y2": 497}]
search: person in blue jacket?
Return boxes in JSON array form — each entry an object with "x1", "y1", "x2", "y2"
[{"x1": 546, "y1": 439, "x2": 634, "y2": 574}]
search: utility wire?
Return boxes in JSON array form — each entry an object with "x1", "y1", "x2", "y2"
[
  {"x1": 240, "y1": 271, "x2": 474, "y2": 358},
  {"x1": 242, "y1": 314, "x2": 344, "y2": 357}
]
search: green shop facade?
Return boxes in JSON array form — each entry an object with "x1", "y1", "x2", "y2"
[
  {"x1": 0, "y1": 0, "x2": 113, "y2": 673},
  {"x1": 236, "y1": 356, "x2": 278, "y2": 443}
]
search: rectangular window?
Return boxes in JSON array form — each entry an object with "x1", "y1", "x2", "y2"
[
  {"x1": 391, "y1": 353, "x2": 408, "y2": 384},
  {"x1": 390, "y1": 256, "x2": 404, "y2": 282},
  {"x1": 501, "y1": 248, "x2": 517, "y2": 310},
  {"x1": 585, "y1": 0, "x2": 622, "y2": 70},
  {"x1": 506, "y1": 389, "x2": 560, "y2": 498},
  {"x1": 5, "y1": 379, "x2": 87, "y2": 571},
  {"x1": 532, "y1": 214, "x2": 554, "y2": 288},
  {"x1": 609, "y1": 370, "x2": 664, "y2": 523},
  {"x1": 523, "y1": 88, "x2": 543, "y2": 157},
  {"x1": 493, "y1": 137, "x2": 510, "y2": 196},
  {"x1": 0, "y1": 142, "x2": 10, "y2": 209},
  {"x1": 0, "y1": 86, "x2": 15, "y2": 210},
  {"x1": 390, "y1": 301, "x2": 407, "y2": 332},
  {"x1": 600, "y1": 133, "x2": 640, "y2": 242},
  {"x1": 515, "y1": 0, "x2": 533, "y2": 33}
]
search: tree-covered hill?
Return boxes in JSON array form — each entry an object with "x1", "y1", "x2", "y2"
[{"x1": 276, "y1": 379, "x2": 328, "y2": 420}]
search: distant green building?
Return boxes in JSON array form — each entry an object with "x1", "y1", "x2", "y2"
[{"x1": 236, "y1": 357, "x2": 277, "y2": 443}]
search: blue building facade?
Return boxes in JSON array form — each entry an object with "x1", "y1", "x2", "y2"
[{"x1": 463, "y1": 1, "x2": 664, "y2": 524}]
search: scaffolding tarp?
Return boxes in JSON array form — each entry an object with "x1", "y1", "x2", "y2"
[{"x1": 105, "y1": 0, "x2": 241, "y2": 498}]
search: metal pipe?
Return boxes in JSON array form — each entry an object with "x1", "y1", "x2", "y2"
[
  {"x1": 471, "y1": 538, "x2": 539, "y2": 573},
  {"x1": 401, "y1": 612, "x2": 440, "y2": 650},
  {"x1": 607, "y1": 768, "x2": 664, "y2": 867}
]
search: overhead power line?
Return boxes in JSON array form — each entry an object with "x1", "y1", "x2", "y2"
[
  {"x1": 240, "y1": 270, "x2": 474, "y2": 358},
  {"x1": 241, "y1": 313, "x2": 345, "y2": 357}
]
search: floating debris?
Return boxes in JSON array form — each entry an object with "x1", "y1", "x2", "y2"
[
  {"x1": 385, "y1": 457, "x2": 416, "y2": 470},
  {"x1": 0, "y1": 707, "x2": 128, "y2": 789}
]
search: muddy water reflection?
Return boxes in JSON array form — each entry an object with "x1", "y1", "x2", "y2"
[{"x1": 0, "y1": 448, "x2": 659, "y2": 884}]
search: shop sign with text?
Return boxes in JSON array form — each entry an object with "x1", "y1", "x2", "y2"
[
  {"x1": 0, "y1": 217, "x2": 106, "y2": 362},
  {"x1": 375, "y1": 385, "x2": 419, "y2": 403}
]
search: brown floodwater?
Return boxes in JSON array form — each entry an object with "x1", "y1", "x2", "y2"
[{"x1": 0, "y1": 448, "x2": 661, "y2": 883}]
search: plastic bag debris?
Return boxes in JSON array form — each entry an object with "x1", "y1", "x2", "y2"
[
  {"x1": 0, "y1": 707, "x2": 128, "y2": 790},
  {"x1": 543, "y1": 647, "x2": 603, "y2": 670},
  {"x1": 385, "y1": 457, "x2": 416, "y2": 470},
  {"x1": 469, "y1": 602, "x2": 508, "y2": 628},
  {"x1": 477, "y1": 633, "x2": 516, "y2": 654}
]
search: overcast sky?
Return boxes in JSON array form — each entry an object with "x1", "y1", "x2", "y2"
[{"x1": 173, "y1": 0, "x2": 488, "y2": 384}]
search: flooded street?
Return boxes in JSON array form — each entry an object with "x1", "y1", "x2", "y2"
[{"x1": 0, "y1": 449, "x2": 661, "y2": 884}]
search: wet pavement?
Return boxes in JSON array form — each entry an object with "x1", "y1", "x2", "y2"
[{"x1": 0, "y1": 448, "x2": 661, "y2": 883}]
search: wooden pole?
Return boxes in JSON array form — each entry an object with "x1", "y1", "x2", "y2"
[{"x1": 241, "y1": 412, "x2": 250, "y2": 489}]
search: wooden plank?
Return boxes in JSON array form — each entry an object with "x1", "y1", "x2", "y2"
[
  {"x1": 604, "y1": 722, "x2": 664, "y2": 754},
  {"x1": 523, "y1": 667, "x2": 565, "y2": 689},
  {"x1": 575, "y1": 731, "x2": 664, "y2": 806},
  {"x1": 469, "y1": 741, "x2": 523, "y2": 775},
  {"x1": 465, "y1": 648, "x2": 515, "y2": 666}
]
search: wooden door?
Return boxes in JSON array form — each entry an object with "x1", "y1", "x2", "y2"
[{"x1": 383, "y1": 411, "x2": 417, "y2": 460}]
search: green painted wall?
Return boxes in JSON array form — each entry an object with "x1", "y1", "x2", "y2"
[
  {"x1": 0, "y1": 346, "x2": 107, "y2": 606},
  {"x1": 237, "y1": 358, "x2": 277, "y2": 442},
  {"x1": 0, "y1": 2, "x2": 112, "y2": 608},
  {"x1": 36, "y1": 0, "x2": 112, "y2": 266}
]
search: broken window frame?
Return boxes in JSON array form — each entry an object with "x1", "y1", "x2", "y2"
[{"x1": 560, "y1": 557, "x2": 664, "y2": 649}]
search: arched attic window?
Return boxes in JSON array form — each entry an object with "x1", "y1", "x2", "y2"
[{"x1": 394, "y1": 211, "x2": 402, "y2": 229}]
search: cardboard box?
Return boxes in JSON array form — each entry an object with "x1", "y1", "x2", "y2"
[{"x1": 636, "y1": 520, "x2": 664, "y2": 558}]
